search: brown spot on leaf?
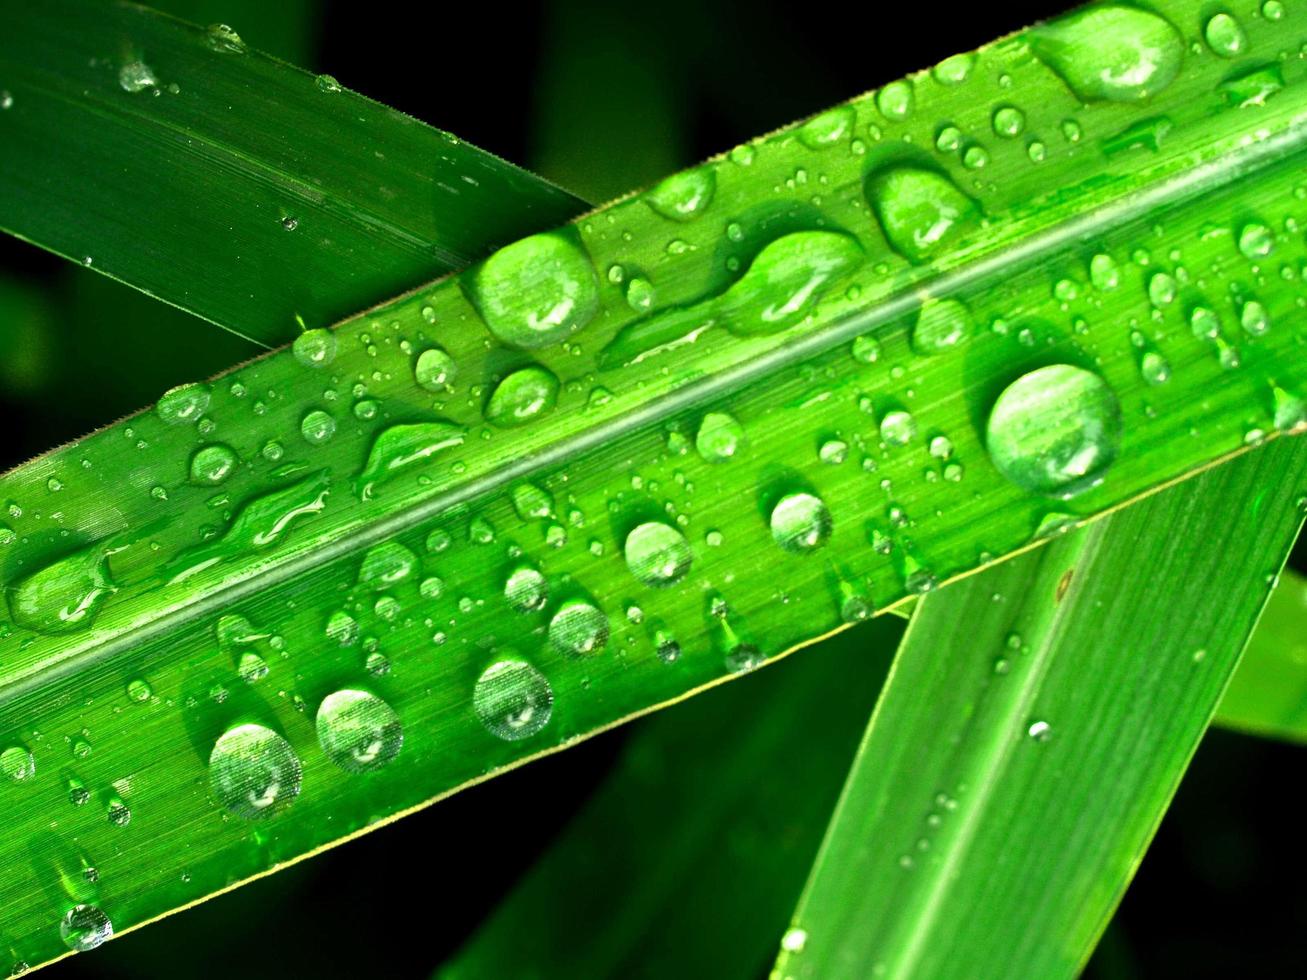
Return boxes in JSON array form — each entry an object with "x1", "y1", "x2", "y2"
[{"x1": 1056, "y1": 568, "x2": 1074, "y2": 603}]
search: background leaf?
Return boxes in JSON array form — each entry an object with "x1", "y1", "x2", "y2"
[{"x1": 774, "y1": 437, "x2": 1307, "y2": 980}]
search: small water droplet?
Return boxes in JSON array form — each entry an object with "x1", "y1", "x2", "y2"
[
  {"x1": 118, "y1": 60, "x2": 158, "y2": 93},
  {"x1": 156, "y1": 382, "x2": 211, "y2": 425},
  {"x1": 190, "y1": 444, "x2": 238, "y2": 485},
  {"x1": 1027, "y1": 720, "x2": 1053, "y2": 742},
  {"x1": 505, "y1": 566, "x2": 548, "y2": 612},
  {"x1": 696, "y1": 411, "x2": 745, "y2": 462},
  {"x1": 415, "y1": 348, "x2": 457, "y2": 390},
  {"x1": 1, "y1": 745, "x2": 35, "y2": 782},
  {"x1": 644, "y1": 166, "x2": 716, "y2": 221},
  {"x1": 549, "y1": 600, "x2": 609, "y2": 656},
  {"x1": 300, "y1": 409, "x2": 337, "y2": 445},
  {"x1": 1204, "y1": 12, "x2": 1247, "y2": 57}
]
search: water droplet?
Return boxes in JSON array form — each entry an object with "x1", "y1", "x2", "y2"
[
  {"x1": 415, "y1": 348, "x2": 456, "y2": 390},
  {"x1": 770, "y1": 492, "x2": 832, "y2": 553},
  {"x1": 474, "y1": 659, "x2": 554, "y2": 740},
  {"x1": 986, "y1": 365, "x2": 1122, "y2": 498},
  {"x1": 1027, "y1": 719, "x2": 1053, "y2": 742},
  {"x1": 505, "y1": 566, "x2": 548, "y2": 612},
  {"x1": 300, "y1": 409, "x2": 336, "y2": 445},
  {"x1": 156, "y1": 382, "x2": 211, "y2": 425},
  {"x1": 315, "y1": 73, "x2": 342, "y2": 93},
  {"x1": 1089, "y1": 254, "x2": 1120, "y2": 291},
  {"x1": 992, "y1": 105, "x2": 1026, "y2": 138},
  {"x1": 326, "y1": 610, "x2": 360, "y2": 646},
  {"x1": 1204, "y1": 12, "x2": 1247, "y2": 57},
  {"x1": 719, "y1": 232, "x2": 863, "y2": 336},
  {"x1": 851, "y1": 334, "x2": 881, "y2": 363},
  {"x1": 0, "y1": 90, "x2": 14, "y2": 110},
  {"x1": 1140, "y1": 350, "x2": 1171, "y2": 385},
  {"x1": 358, "y1": 541, "x2": 418, "y2": 589},
  {"x1": 912, "y1": 298, "x2": 970, "y2": 354},
  {"x1": 316, "y1": 689, "x2": 403, "y2": 773},
  {"x1": 875, "y1": 79, "x2": 915, "y2": 120},
  {"x1": 60, "y1": 904, "x2": 112, "y2": 952},
  {"x1": 106, "y1": 796, "x2": 131, "y2": 827},
  {"x1": 1, "y1": 745, "x2": 34, "y2": 782},
  {"x1": 880, "y1": 409, "x2": 917, "y2": 446},
  {"x1": 549, "y1": 600, "x2": 609, "y2": 656},
  {"x1": 1189, "y1": 305, "x2": 1221, "y2": 340},
  {"x1": 866, "y1": 167, "x2": 976, "y2": 263},
  {"x1": 1219, "y1": 63, "x2": 1284, "y2": 108},
  {"x1": 781, "y1": 927, "x2": 809, "y2": 955},
  {"x1": 934, "y1": 52, "x2": 975, "y2": 85},
  {"x1": 127, "y1": 678, "x2": 152, "y2": 702},
  {"x1": 208, "y1": 723, "x2": 302, "y2": 820},
  {"x1": 1263, "y1": 0, "x2": 1285, "y2": 20},
  {"x1": 625, "y1": 276, "x2": 656, "y2": 313},
  {"x1": 1237, "y1": 222, "x2": 1274, "y2": 260},
  {"x1": 356, "y1": 422, "x2": 465, "y2": 499},
  {"x1": 468, "y1": 234, "x2": 599, "y2": 349},
  {"x1": 237, "y1": 651, "x2": 268, "y2": 683},
  {"x1": 8, "y1": 544, "x2": 115, "y2": 633},
  {"x1": 644, "y1": 166, "x2": 716, "y2": 221},
  {"x1": 820, "y1": 438, "x2": 849, "y2": 465},
  {"x1": 1147, "y1": 271, "x2": 1177, "y2": 306},
  {"x1": 696, "y1": 411, "x2": 745, "y2": 462},
  {"x1": 118, "y1": 60, "x2": 158, "y2": 93},
  {"x1": 1029, "y1": 5, "x2": 1183, "y2": 102},
  {"x1": 799, "y1": 105, "x2": 855, "y2": 149},
  {"x1": 204, "y1": 23, "x2": 247, "y2": 54},
  {"x1": 292, "y1": 329, "x2": 337, "y2": 368},
  {"x1": 190, "y1": 444, "x2": 238, "y2": 485},
  {"x1": 485, "y1": 365, "x2": 559, "y2": 427},
  {"x1": 1241, "y1": 300, "x2": 1270, "y2": 336},
  {"x1": 624, "y1": 522, "x2": 692, "y2": 587}
]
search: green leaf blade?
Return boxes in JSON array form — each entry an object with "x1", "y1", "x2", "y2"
[
  {"x1": 774, "y1": 438, "x2": 1307, "y2": 980},
  {"x1": 4, "y1": 0, "x2": 1307, "y2": 970},
  {"x1": 0, "y1": 0, "x2": 585, "y2": 346}
]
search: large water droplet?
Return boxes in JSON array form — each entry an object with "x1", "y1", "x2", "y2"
[
  {"x1": 473, "y1": 659, "x2": 554, "y2": 740},
  {"x1": 549, "y1": 600, "x2": 609, "y2": 655},
  {"x1": 505, "y1": 566, "x2": 548, "y2": 612},
  {"x1": 624, "y1": 522, "x2": 693, "y2": 587},
  {"x1": 60, "y1": 904, "x2": 113, "y2": 952},
  {"x1": 468, "y1": 234, "x2": 599, "y2": 349},
  {"x1": 1029, "y1": 5, "x2": 1183, "y2": 102},
  {"x1": 485, "y1": 365, "x2": 560, "y2": 427},
  {"x1": 316, "y1": 689, "x2": 403, "y2": 773},
  {"x1": 156, "y1": 382, "x2": 210, "y2": 425},
  {"x1": 168, "y1": 473, "x2": 330, "y2": 580},
  {"x1": 208, "y1": 723, "x2": 302, "y2": 820},
  {"x1": 189, "y1": 444, "x2": 238, "y2": 485},
  {"x1": 866, "y1": 167, "x2": 977, "y2": 263},
  {"x1": 770, "y1": 492, "x2": 832, "y2": 552},
  {"x1": 118, "y1": 60, "x2": 158, "y2": 93},
  {"x1": 644, "y1": 166, "x2": 716, "y2": 221},
  {"x1": 356, "y1": 422, "x2": 465, "y2": 499},
  {"x1": 292, "y1": 329, "x2": 337, "y2": 369},
  {"x1": 986, "y1": 365, "x2": 1122, "y2": 498},
  {"x1": 8, "y1": 544, "x2": 115, "y2": 633}
]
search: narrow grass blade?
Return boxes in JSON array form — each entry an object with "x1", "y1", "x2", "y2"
[
  {"x1": 0, "y1": 0, "x2": 584, "y2": 346},
  {"x1": 773, "y1": 438, "x2": 1307, "y2": 980},
  {"x1": 4, "y1": 1, "x2": 1307, "y2": 970},
  {"x1": 439, "y1": 617, "x2": 902, "y2": 980},
  {"x1": 1213, "y1": 567, "x2": 1307, "y2": 742}
]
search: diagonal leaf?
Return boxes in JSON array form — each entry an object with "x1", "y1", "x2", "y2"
[
  {"x1": 1213, "y1": 567, "x2": 1307, "y2": 743},
  {"x1": 0, "y1": 0, "x2": 585, "y2": 347},
  {"x1": 4, "y1": 0, "x2": 1307, "y2": 970},
  {"x1": 438, "y1": 617, "x2": 903, "y2": 980},
  {"x1": 773, "y1": 437, "x2": 1307, "y2": 980}
]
